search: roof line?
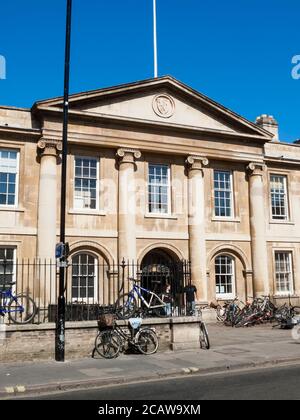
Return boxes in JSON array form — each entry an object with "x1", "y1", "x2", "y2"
[{"x1": 0, "y1": 105, "x2": 31, "y2": 111}]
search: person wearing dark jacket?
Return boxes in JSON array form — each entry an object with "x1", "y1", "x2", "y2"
[{"x1": 183, "y1": 284, "x2": 197, "y2": 315}]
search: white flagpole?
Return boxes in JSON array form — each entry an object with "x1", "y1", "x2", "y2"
[{"x1": 153, "y1": 0, "x2": 158, "y2": 78}]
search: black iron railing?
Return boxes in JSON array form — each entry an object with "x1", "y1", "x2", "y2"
[{"x1": 0, "y1": 258, "x2": 192, "y2": 324}]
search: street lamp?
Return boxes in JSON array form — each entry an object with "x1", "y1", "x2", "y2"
[{"x1": 55, "y1": 0, "x2": 73, "y2": 362}]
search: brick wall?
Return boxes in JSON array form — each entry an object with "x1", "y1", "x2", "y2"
[{"x1": 0, "y1": 317, "x2": 202, "y2": 363}]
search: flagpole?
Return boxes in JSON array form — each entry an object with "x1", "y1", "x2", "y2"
[{"x1": 153, "y1": 0, "x2": 158, "y2": 78}]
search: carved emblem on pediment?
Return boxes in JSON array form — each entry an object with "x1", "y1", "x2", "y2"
[{"x1": 152, "y1": 94, "x2": 175, "y2": 118}]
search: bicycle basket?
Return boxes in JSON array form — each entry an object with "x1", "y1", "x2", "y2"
[{"x1": 98, "y1": 314, "x2": 116, "y2": 329}]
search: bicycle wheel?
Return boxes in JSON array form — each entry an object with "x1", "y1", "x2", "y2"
[
  {"x1": 8, "y1": 294, "x2": 37, "y2": 324},
  {"x1": 199, "y1": 322, "x2": 210, "y2": 349},
  {"x1": 95, "y1": 330, "x2": 122, "y2": 359},
  {"x1": 115, "y1": 294, "x2": 137, "y2": 319},
  {"x1": 136, "y1": 328, "x2": 159, "y2": 355}
]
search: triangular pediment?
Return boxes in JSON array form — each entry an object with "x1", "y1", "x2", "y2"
[{"x1": 35, "y1": 76, "x2": 272, "y2": 139}]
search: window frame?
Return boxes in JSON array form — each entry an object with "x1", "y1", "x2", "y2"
[
  {"x1": 215, "y1": 254, "x2": 236, "y2": 300},
  {"x1": 274, "y1": 250, "x2": 294, "y2": 296},
  {"x1": 213, "y1": 170, "x2": 234, "y2": 219},
  {"x1": 147, "y1": 163, "x2": 171, "y2": 215},
  {"x1": 0, "y1": 149, "x2": 20, "y2": 208},
  {"x1": 270, "y1": 174, "x2": 289, "y2": 221},
  {"x1": 73, "y1": 156, "x2": 100, "y2": 211},
  {"x1": 71, "y1": 252, "x2": 98, "y2": 304},
  {"x1": 0, "y1": 246, "x2": 17, "y2": 291}
]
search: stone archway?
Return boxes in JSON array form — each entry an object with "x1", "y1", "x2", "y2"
[{"x1": 140, "y1": 247, "x2": 183, "y2": 302}]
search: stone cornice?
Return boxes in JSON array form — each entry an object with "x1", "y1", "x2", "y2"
[
  {"x1": 40, "y1": 126, "x2": 265, "y2": 164},
  {"x1": 0, "y1": 125, "x2": 41, "y2": 139},
  {"x1": 36, "y1": 106, "x2": 270, "y2": 144}
]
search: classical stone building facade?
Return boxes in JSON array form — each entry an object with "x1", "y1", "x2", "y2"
[{"x1": 0, "y1": 76, "x2": 300, "y2": 305}]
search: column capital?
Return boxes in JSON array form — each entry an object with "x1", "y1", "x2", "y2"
[
  {"x1": 186, "y1": 155, "x2": 209, "y2": 171},
  {"x1": 116, "y1": 148, "x2": 141, "y2": 165},
  {"x1": 37, "y1": 139, "x2": 62, "y2": 157},
  {"x1": 246, "y1": 162, "x2": 267, "y2": 176}
]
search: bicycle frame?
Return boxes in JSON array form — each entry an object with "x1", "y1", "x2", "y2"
[
  {"x1": 130, "y1": 283, "x2": 166, "y2": 310},
  {"x1": 0, "y1": 289, "x2": 24, "y2": 314}
]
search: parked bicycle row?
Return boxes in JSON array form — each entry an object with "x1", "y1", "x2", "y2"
[{"x1": 210, "y1": 296, "x2": 300, "y2": 328}]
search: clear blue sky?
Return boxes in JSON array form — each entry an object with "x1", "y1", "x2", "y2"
[{"x1": 0, "y1": 0, "x2": 299, "y2": 141}]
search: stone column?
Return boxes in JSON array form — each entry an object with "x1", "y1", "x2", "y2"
[
  {"x1": 186, "y1": 155, "x2": 209, "y2": 303},
  {"x1": 37, "y1": 139, "x2": 61, "y2": 304},
  {"x1": 116, "y1": 148, "x2": 141, "y2": 265},
  {"x1": 247, "y1": 162, "x2": 269, "y2": 296}
]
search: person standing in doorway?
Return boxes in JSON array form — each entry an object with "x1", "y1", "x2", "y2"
[
  {"x1": 162, "y1": 282, "x2": 172, "y2": 316},
  {"x1": 184, "y1": 283, "x2": 197, "y2": 315}
]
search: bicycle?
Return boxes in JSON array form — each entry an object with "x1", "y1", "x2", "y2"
[
  {"x1": 0, "y1": 282, "x2": 37, "y2": 324},
  {"x1": 115, "y1": 277, "x2": 167, "y2": 319},
  {"x1": 273, "y1": 304, "x2": 300, "y2": 329},
  {"x1": 199, "y1": 321, "x2": 210, "y2": 349},
  {"x1": 94, "y1": 316, "x2": 159, "y2": 359},
  {"x1": 190, "y1": 305, "x2": 210, "y2": 349}
]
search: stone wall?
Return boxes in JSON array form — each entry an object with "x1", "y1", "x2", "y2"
[{"x1": 0, "y1": 317, "x2": 203, "y2": 363}]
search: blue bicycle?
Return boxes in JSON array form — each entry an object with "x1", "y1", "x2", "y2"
[
  {"x1": 0, "y1": 282, "x2": 37, "y2": 324},
  {"x1": 115, "y1": 278, "x2": 168, "y2": 319}
]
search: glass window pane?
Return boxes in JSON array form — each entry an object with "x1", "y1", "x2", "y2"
[
  {"x1": 215, "y1": 255, "x2": 234, "y2": 296},
  {"x1": 74, "y1": 157, "x2": 99, "y2": 210},
  {"x1": 275, "y1": 252, "x2": 293, "y2": 294},
  {"x1": 270, "y1": 175, "x2": 288, "y2": 220},
  {"x1": 71, "y1": 253, "x2": 97, "y2": 302},
  {"x1": 148, "y1": 164, "x2": 170, "y2": 214},
  {"x1": 214, "y1": 171, "x2": 232, "y2": 218}
]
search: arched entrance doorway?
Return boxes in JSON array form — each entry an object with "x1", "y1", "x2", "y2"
[{"x1": 140, "y1": 248, "x2": 186, "y2": 307}]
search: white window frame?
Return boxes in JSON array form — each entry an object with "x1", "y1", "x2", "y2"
[
  {"x1": 0, "y1": 247, "x2": 17, "y2": 291},
  {"x1": 274, "y1": 251, "x2": 294, "y2": 296},
  {"x1": 213, "y1": 170, "x2": 234, "y2": 219},
  {"x1": 215, "y1": 255, "x2": 236, "y2": 300},
  {"x1": 148, "y1": 163, "x2": 171, "y2": 215},
  {"x1": 71, "y1": 253, "x2": 98, "y2": 304},
  {"x1": 270, "y1": 174, "x2": 289, "y2": 221},
  {"x1": 73, "y1": 156, "x2": 100, "y2": 211},
  {"x1": 0, "y1": 149, "x2": 20, "y2": 208}
]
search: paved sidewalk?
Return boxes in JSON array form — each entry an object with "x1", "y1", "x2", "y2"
[{"x1": 1, "y1": 323, "x2": 300, "y2": 398}]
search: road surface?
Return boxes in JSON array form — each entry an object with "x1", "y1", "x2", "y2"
[{"x1": 23, "y1": 364, "x2": 300, "y2": 400}]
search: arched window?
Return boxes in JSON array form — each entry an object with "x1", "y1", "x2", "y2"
[
  {"x1": 215, "y1": 255, "x2": 235, "y2": 299},
  {"x1": 71, "y1": 253, "x2": 98, "y2": 303}
]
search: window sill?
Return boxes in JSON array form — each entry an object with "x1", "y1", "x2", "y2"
[
  {"x1": 145, "y1": 213, "x2": 178, "y2": 220},
  {"x1": 212, "y1": 217, "x2": 240, "y2": 223},
  {"x1": 216, "y1": 296, "x2": 236, "y2": 301},
  {"x1": 273, "y1": 294, "x2": 298, "y2": 298},
  {"x1": 269, "y1": 220, "x2": 294, "y2": 225},
  {"x1": 0, "y1": 206, "x2": 25, "y2": 213},
  {"x1": 68, "y1": 209, "x2": 106, "y2": 216}
]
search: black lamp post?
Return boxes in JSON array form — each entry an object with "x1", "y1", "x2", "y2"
[{"x1": 55, "y1": 0, "x2": 72, "y2": 362}]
